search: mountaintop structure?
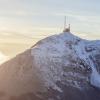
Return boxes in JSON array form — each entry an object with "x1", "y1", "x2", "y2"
[{"x1": 63, "y1": 16, "x2": 70, "y2": 32}]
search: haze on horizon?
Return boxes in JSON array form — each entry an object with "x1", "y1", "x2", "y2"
[{"x1": 0, "y1": 0, "x2": 100, "y2": 63}]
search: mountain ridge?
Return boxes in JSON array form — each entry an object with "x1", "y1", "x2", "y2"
[{"x1": 0, "y1": 32, "x2": 100, "y2": 100}]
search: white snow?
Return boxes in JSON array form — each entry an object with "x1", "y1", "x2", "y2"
[
  {"x1": 90, "y1": 67, "x2": 100, "y2": 88},
  {"x1": 74, "y1": 40, "x2": 100, "y2": 88},
  {"x1": 31, "y1": 32, "x2": 100, "y2": 90}
]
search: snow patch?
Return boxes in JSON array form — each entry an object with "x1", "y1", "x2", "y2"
[
  {"x1": 90, "y1": 68, "x2": 100, "y2": 88},
  {"x1": 74, "y1": 40, "x2": 100, "y2": 88}
]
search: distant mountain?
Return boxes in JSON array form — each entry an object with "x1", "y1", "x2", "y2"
[{"x1": 0, "y1": 32, "x2": 100, "y2": 100}]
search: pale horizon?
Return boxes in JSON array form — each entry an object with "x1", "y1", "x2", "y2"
[{"x1": 0, "y1": 0, "x2": 100, "y2": 63}]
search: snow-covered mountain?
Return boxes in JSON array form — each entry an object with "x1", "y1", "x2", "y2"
[{"x1": 0, "y1": 32, "x2": 100, "y2": 100}]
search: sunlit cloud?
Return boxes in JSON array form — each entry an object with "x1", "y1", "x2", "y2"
[{"x1": 0, "y1": 51, "x2": 8, "y2": 64}]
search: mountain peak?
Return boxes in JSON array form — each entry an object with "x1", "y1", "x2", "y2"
[
  {"x1": 32, "y1": 32, "x2": 100, "y2": 90},
  {"x1": 0, "y1": 32, "x2": 100, "y2": 100}
]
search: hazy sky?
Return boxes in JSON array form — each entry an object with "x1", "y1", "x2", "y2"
[
  {"x1": 0, "y1": 0, "x2": 100, "y2": 63},
  {"x1": 0, "y1": 0, "x2": 100, "y2": 40}
]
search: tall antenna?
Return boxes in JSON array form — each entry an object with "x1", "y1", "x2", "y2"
[
  {"x1": 64, "y1": 16, "x2": 66, "y2": 29},
  {"x1": 63, "y1": 16, "x2": 71, "y2": 32}
]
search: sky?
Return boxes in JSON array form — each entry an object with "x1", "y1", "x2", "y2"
[
  {"x1": 0, "y1": 0, "x2": 100, "y2": 40},
  {"x1": 0, "y1": 0, "x2": 100, "y2": 63}
]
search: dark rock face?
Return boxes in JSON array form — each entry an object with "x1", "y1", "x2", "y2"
[
  {"x1": 93, "y1": 54, "x2": 100, "y2": 73},
  {"x1": 8, "y1": 86, "x2": 100, "y2": 100},
  {"x1": 0, "y1": 32, "x2": 100, "y2": 100}
]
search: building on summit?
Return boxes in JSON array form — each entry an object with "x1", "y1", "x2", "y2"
[{"x1": 63, "y1": 16, "x2": 70, "y2": 32}]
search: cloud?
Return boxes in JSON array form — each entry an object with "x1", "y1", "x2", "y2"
[{"x1": 0, "y1": 51, "x2": 8, "y2": 64}]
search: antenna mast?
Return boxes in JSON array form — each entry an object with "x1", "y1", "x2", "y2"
[
  {"x1": 63, "y1": 16, "x2": 71, "y2": 32},
  {"x1": 64, "y1": 16, "x2": 66, "y2": 29}
]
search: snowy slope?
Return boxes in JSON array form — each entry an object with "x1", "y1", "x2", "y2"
[
  {"x1": 31, "y1": 32, "x2": 100, "y2": 90},
  {"x1": 0, "y1": 32, "x2": 100, "y2": 100}
]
